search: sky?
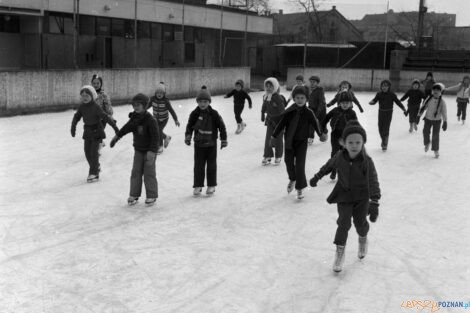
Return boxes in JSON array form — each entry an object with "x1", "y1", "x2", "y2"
[{"x1": 269, "y1": 0, "x2": 470, "y2": 26}]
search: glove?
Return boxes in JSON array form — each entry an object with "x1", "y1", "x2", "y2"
[
  {"x1": 175, "y1": 120, "x2": 180, "y2": 127},
  {"x1": 309, "y1": 174, "x2": 320, "y2": 187},
  {"x1": 110, "y1": 135, "x2": 119, "y2": 148},
  {"x1": 404, "y1": 110, "x2": 409, "y2": 117},
  {"x1": 70, "y1": 126, "x2": 76, "y2": 137},
  {"x1": 146, "y1": 151, "x2": 157, "y2": 163},
  {"x1": 184, "y1": 135, "x2": 191, "y2": 146},
  {"x1": 359, "y1": 108, "x2": 364, "y2": 113},
  {"x1": 320, "y1": 133, "x2": 328, "y2": 142},
  {"x1": 442, "y1": 121, "x2": 447, "y2": 131},
  {"x1": 368, "y1": 100, "x2": 375, "y2": 105},
  {"x1": 261, "y1": 115, "x2": 265, "y2": 123},
  {"x1": 220, "y1": 140, "x2": 228, "y2": 150},
  {"x1": 368, "y1": 200, "x2": 379, "y2": 223}
]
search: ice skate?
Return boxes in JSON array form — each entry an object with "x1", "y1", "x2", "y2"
[
  {"x1": 157, "y1": 146, "x2": 164, "y2": 155},
  {"x1": 86, "y1": 174, "x2": 99, "y2": 183},
  {"x1": 413, "y1": 123, "x2": 418, "y2": 131},
  {"x1": 409, "y1": 124, "x2": 413, "y2": 133},
  {"x1": 358, "y1": 236, "x2": 368, "y2": 259},
  {"x1": 308, "y1": 138, "x2": 314, "y2": 145},
  {"x1": 287, "y1": 180, "x2": 295, "y2": 194},
  {"x1": 193, "y1": 187, "x2": 202, "y2": 196},
  {"x1": 296, "y1": 189, "x2": 304, "y2": 200},
  {"x1": 274, "y1": 157, "x2": 282, "y2": 165},
  {"x1": 163, "y1": 135, "x2": 172, "y2": 148},
  {"x1": 262, "y1": 158, "x2": 271, "y2": 166},
  {"x1": 434, "y1": 151, "x2": 439, "y2": 158},
  {"x1": 329, "y1": 170, "x2": 337, "y2": 180},
  {"x1": 235, "y1": 123, "x2": 242, "y2": 134},
  {"x1": 127, "y1": 196, "x2": 139, "y2": 206},
  {"x1": 463, "y1": 120, "x2": 466, "y2": 125},
  {"x1": 424, "y1": 144, "x2": 430, "y2": 152},
  {"x1": 145, "y1": 198, "x2": 157, "y2": 205},
  {"x1": 333, "y1": 245, "x2": 346, "y2": 273},
  {"x1": 206, "y1": 186, "x2": 215, "y2": 195},
  {"x1": 458, "y1": 116, "x2": 461, "y2": 121},
  {"x1": 239, "y1": 122, "x2": 246, "y2": 133}
]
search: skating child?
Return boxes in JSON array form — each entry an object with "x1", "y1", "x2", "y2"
[
  {"x1": 224, "y1": 79, "x2": 252, "y2": 134},
  {"x1": 91, "y1": 74, "x2": 114, "y2": 152},
  {"x1": 261, "y1": 77, "x2": 285, "y2": 165},
  {"x1": 445, "y1": 75, "x2": 469, "y2": 125},
  {"x1": 422, "y1": 72, "x2": 435, "y2": 97},
  {"x1": 272, "y1": 86, "x2": 325, "y2": 200},
  {"x1": 326, "y1": 81, "x2": 364, "y2": 113},
  {"x1": 309, "y1": 120, "x2": 381, "y2": 273},
  {"x1": 400, "y1": 79, "x2": 426, "y2": 132},
  {"x1": 70, "y1": 85, "x2": 119, "y2": 182},
  {"x1": 148, "y1": 82, "x2": 180, "y2": 154},
  {"x1": 417, "y1": 83, "x2": 448, "y2": 158},
  {"x1": 308, "y1": 76, "x2": 326, "y2": 144},
  {"x1": 368, "y1": 80, "x2": 407, "y2": 151},
  {"x1": 185, "y1": 86, "x2": 227, "y2": 196},
  {"x1": 286, "y1": 74, "x2": 306, "y2": 105},
  {"x1": 322, "y1": 91, "x2": 358, "y2": 180},
  {"x1": 110, "y1": 94, "x2": 159, "y2": 206}
]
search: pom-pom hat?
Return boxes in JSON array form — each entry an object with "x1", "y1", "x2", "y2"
[{"x1": 342, "y1": 120, "x2": 367, "y2": 143}]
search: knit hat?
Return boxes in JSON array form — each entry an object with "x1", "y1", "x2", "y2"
[
  {"x1": 155, "y1": 82, "x2": 166, "y2": 94},
  {"x1": 235, "y1": 79, "x2": 244, "y2": 88},
  {"x1": 342, "y1": 120, "x2": 367, "y2": 143},
  {"x1": 412, "y1": 78, "x2": 420, "y2": 86},
  {"x1": 292, "y1": 85, "x2": 309, "y2": 98},
  {"x1": 426, "y1": 72, "x2": 433, "y2": 78},
  {"x1": 91, "y1": 74, "x2": 103, "y2": 88},
  {"x1": 309, "y1": 75, "x2": 320, "y2": 83},
  {"x1": 338, "y1": 90, "x2": 354, "y2": 103},
  {"x1": 432, "y1": 83, "x2": 445, "y2": 91},
  {"x1": 80, "y1": 85, "x2": 98, "y2": 101},
  {"x1": 295, "y1": 74, "x2": 304, "y2": 81},
  {"x1": 339, "y1": 80, "x2": 352, "y2": 90},
  {"x1": 132, "y1": 93, "x2": 149, "y2": 107},
  {"x1": 196, "y1": 85, "x2": 211, "y2": 102}
]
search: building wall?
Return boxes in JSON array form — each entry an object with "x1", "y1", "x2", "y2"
[
  {"x1": 0, "y1": 66, "x2": 251, "y2": 115},
  {"x1": 436, "y1": 27, "x2": 470, "y2": 50},
  {"x1": 0, "y1": 33, "x2": 24, "y2": 69}
]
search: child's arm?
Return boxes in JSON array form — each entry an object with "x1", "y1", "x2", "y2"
[
  {"x1": 319, "y1": 88, "x2": 326, "y2": 107},
  {"x1": 309, "y1": 155, "x2": 337, "y2": 187},
  {"x1": 445, "y1": 83, "x2": 461, "y2": 93},
  {"x1": 309, "y1": 110, "x2": 323, "y2": 138},
  {"x1": 97, "y1": 106, "x2": 119, "y2": 133},
  {"x1": 392, "y1": 93, "x2": 406, "y2": 112},
  {"x1": 245, "y1": 91, "x2": 252, "y2": 109},
  {"x1": 321, "y1": 109, "x2": 334, "y2": 134},
  {"x1": 224, "y1": 89, "x2": 235, "y2": 98},
  {"x1": 261, "y1": 100, "x2": 267, "y2": 122},
  {"x1": 272, "y1": 114, "x2": 288, "y2": 138},
  {"x1": 352, "y1": 93, "x2": 364, "y2": 113},
  {"x1": 216, "y1": 113, "x2": 228, "y2": 149},
  {"x1": 166, "y1": 99, "x2": 180, "y2": 126},
  {"x1": 185, "y1": 111, "x2": 198, "y2": 145},
  {"x1": 367, "y1": 158, "x2": 381, "y2": 221},
  {"x1": 110, "y1": 119, "x2": 134, "y2": 147},
  {"x1": 369, "y1": 93, "x2": 379, "y2": 105},
  {"x1": 327, "y1": 94, "x2": 338, "y2": 108},
  {"x1": 148, "y1": 116, "x2": 160, "y2": 153},
  {"x1": 70, "y1": 110, "x2": 82, "y2": 137},
  {"x1": 399, "y1": 90, "x2": 409, "y2": 102}
]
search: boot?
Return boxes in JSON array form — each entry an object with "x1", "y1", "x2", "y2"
[
  {"x1": 333, "y1": 245, "x2": 346, "y2": 272},
  {"x1": 235, "y1": 123, "x2": 242, "y2": 134},
  {"x1": 434, "y1": 150, "x2": 439, "y2": 158},
  {"x1": 358, "y1": 236, "x2": 368, "y2": 259},
  {"x1": 463, "y1": 119, "x2": 466, "y2": 125},
  {"x1": 287, "y1": 180, "x2": 295, "y2": 194},
  {"x1": 262, "y1": 157, "x2": 271, "y2": 166},
  {"x1": 163, "y1": 135, "x2": 172, "y2": 148},
  {"x1": 413, "y1": 123, "x2": 418, "y2": 131},
  {"x1": 274, "y1": 157, "x2": 282, "y2": 165},
  {"x1": 296, "y1": 189, "x2": 304, "y2": 200},
  {"x1": 458, "y1": 115, "x2": 461, "y2": 121},
  {"x1": 127, "y1": 196, "x2": 139, "y2": 206},
  {"x1": 193, "y1": 187, "x2": 202, "y2": 196},
  {"x1": 145, "y1": 198, "x2": 157, "y2": 205},
  {"x1": 87, "y1": 174, "x2": 99, "y2": 183},
  {"x1": 240, "y1": 122, "x2": 246, "y2": 132},
  {"x1": 409, "y1": 123, "x2": 413, "y2": 133},
  {"x1": 424, "y1": 144, "x2": 430, "y2": 152},
  {"x1": 206, "y1": 186, "x2": 216, "y2": 195}
]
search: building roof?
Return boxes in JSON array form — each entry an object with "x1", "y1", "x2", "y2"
[{"x1": 275, "y1": 43, "x2": 356, "y2": 48}]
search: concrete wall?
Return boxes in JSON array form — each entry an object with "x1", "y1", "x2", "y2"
[{"x1": 0, "y1": 67, "x2": 250, "y2": 116}]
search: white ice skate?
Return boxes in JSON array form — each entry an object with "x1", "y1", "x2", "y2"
[
  {"x1": 87, "y1": 174, "x2": 99, "y2": 183},
  {"x1": 206, "y1": 186, "x2": 215, "y2": 195},
  {"x1": 240, "y1": 122, "x2": 246, "y2": 133},
  {"x1": 333, "y1": 245, "x2": 346, "y2": 272},
  {"x1": 296, "y1": 189, "x2": 304, "y2": 200},
  {"x1": 434, "y1": 151, "x2": 439, "y2": 158},
  {"x1": 458, "y1": 116, "x2": 461, "y2": 121},
  {"x1": 262, "y1": 158, "x2": 271, "y2": 166},
  {"x1": 274, "y1": 157, "x2": 282, "y2": 165},
  {"x1": 413, "y1": 123, "x2": 418, "y2": 131},
  {"x1": 164, "y1": 136, "x2": 172, "y2": 148},
  {"x1": 424, "y1": 144, "x2": 430, "y2": 152},
  {"x1": 287, "y1": 180, "x2": 295, "y2": 194},
  {"x1": 127, "y1": 196, "x2": 139, "y2": 206},
  {"x1": 409, "y1": 124, "x2": 413, "y2": 133},
  {"x1": 193, "y1": 187, "x2": 202, "y2": 196},
  {"x1": 358, "y1": 236, "x2": 368, "y2": 259},
  {"x1": 463, "y1": 120, "x2": 466, "y2": 125},
  {"x1": 145, "y1": 198, "x2": 157, "y2": 205},
  {"x1": 235, "y1": 123, "x2": 242, "y2": 134}
]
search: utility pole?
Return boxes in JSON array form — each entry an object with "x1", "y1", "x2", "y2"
[
  {"x1": 243, "y1": 0, "x2": 248, "y2": 66},
  {"x1": 219, "y1": 0, "x2": 224, "y2": 67},
  {"x1": 383, "y1": 0, "x2": 389, "y2": 69},
  {"x1": 134, "y1": 0, "x2": 138, "y2": 68},
  {"x1": 182, "y1": 0, "x2": 185, "y2": 66},
  {"x1": 303, "y1": 11, "x2": 309, "y2": 69},
  {"x1": 73, "y1": 0, "x2": 77, "y2": 68},
  {"x1": 417, "y1": 0, "x2": 427, "y2": 55}
]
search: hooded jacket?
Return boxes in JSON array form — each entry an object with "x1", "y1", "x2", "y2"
[
  {"x1": 261, "y1": 77, "x2": 285, "y2": 127},
  {"x1": 185, "y1": 105, "x2": 227, "y2": 147}
]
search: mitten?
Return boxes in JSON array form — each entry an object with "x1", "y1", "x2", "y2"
[
  {"x1": 261, "y1": 115, "x2": 265, "y2": 123},
  {"x1": 359, "y1": 107, "x2": 364, "y2": 113},
  {"x1": 70, "y1": 126, "x2": 76, "y2": 137},
  {"x1": 442, "y1": 121, "x2": 447, "y2": 131},
  {"x1": 404, "y1": 110, "x2": 409, "y2": 117},
  {"x1": 220, "y1": 140, "x2": 228, "y2": 150},
  {"x1": 185, "y1": 135, "x2": 191, "y2": 146},
  {"x1": 175, "y1": 120, "x2": 180, "y2": 127},
  {"x1": 110, "y1": 135, "x2": 119, "y2": 148},
  {"x1": 309, "y1": 174, "x2": 320, "y2": 187},
  {"x1": 368, "y1": 200, "x2": 379, "y2": 223}
]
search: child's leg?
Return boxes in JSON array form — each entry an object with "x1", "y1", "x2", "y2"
[
  {"x1": 431, "y1": 120, "x2": 441, "y2": 151},
  {"x1": 264, "y1": 126, "x2": 274, "y2": 158},
  {"x1": 193, "y1": 147, "x2": 206, "y2": 188},
  {"x1": 423, "y1": 118, "x2": 431, "y2": 147},
  {"x1": 293, "y1": 140, "x2": 308, "y2": 189},
  {"x1": 158, "y1": 119, "x2": 168, "y2": 147},
  {"x1": 330, "y1": 131, "x2": 342, "y2": 157},
  {"x1": 334, "y1": 203, "x2": 354, "y2": 246},
  {"x1": 409, "y1": 106, "x2": 419, "y2": 124},
  {"x1": 88, "y1": 139, "x2": 101, "y2": 175},
  {"x1": 284, "y1": 148, "x2": 296, "y2": 182},
  {"x1": 462, "y1": 102, "x2": 468, "y2": 121},
  {"x1": 352, "y1": 199, "x2": 370, "y2": 238},
  {"x1": 143, "y1": 151, "x2": 158, "y2": 199},
  {"x1": 234, "y1": 104, "x2": 244, "y2": 123},
  {"x1": 84, "y1": 139, "x2": 92, "y2": 174},
  {"x1": 130, "y1": 150, "x2": 145, "y2": 197},
  {"x1": 206, "y1": 146, "x2": 217, "y2": 187},
  {"x1": 457, "y1": 101, "x2": 463, "y2": 119},
  {"x1": 377, "y1": 111, "x2": 386, "y2": 143},
  {"x1": 274, "y1": 130, "x2": 284, "y2": 158}
]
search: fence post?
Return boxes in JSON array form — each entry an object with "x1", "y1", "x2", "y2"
[{"x1": 370, "y1": 69, "x2": 375, "y2": 91}]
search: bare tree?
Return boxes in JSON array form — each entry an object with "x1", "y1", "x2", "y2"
[
  {"x1": 225, "y1": 0, "x2": 271, "y2": 15},
  {"x1": 289, "y1": 0, "x2": 325, "y2": 42}
]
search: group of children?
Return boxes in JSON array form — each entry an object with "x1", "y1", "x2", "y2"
[{"x1": 70, "y1": 71, "x2": 468, "y2": 273}]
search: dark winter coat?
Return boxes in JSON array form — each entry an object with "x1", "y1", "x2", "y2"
[
  {"x1": 322, "y1": 107, "x2": 358, "y2": 134},
  {"x1": 308, "y1": 86, "x2": 326, "y2": 112},
  {"x1": 370, "y1": 91, "x2": 406, "y2": 112},
  {"x1": 315, "y1": 149, "x2": 381, "y2": 204},
  {"x1": 148, "y1": 96, "x2": 178, "y2": 122},
  {"x1": 116, "y1": 111, "x2": 160, "y2": 153},
  {"x1": 71, "y1": 101, "x2": 119, "y2": 140},
  {"x1": 272, "y1": 104, "x2": 322, "y2": 143},
  {"x1": 185, "y1": 106, "x2": 227, "y2": 148},
  {"x1": 400, "y1": 89, "x2": 426, "y2": 108},
  {"x1": 327, "y1": 91, "x2": 364, "y2": 112},
  {"x1": 423, "y1": 78, "x2": 435, "y2": 96},
  {"x1": 226, "y1": 89, "x2": 252, "y2": 107},
  {"x1": 261, "y1": 93, "x2": 286, "y2": 128}
]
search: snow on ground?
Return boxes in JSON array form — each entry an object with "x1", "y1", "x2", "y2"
[{"x1": 0, "y1": 89, "x2": 469, "y2": 313}]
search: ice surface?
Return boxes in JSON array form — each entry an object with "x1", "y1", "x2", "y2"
[{"x1": 0, "y1": 90, "x2": 469, "y2": 313}]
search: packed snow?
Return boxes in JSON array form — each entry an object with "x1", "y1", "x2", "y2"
[{"x1": 0, "y1": 89, "x2": 469, "y2": 313}]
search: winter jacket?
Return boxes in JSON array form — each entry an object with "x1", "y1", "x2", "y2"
[
  {"x1": 272, "y1": 105, "x2": 322, "y2": 143},
  {"x1": 261, "y1": 93, "x2": 286, "y2": 128},
  {"x1": 422, "y1": 79, "x2": 435, "y2": 96},
  {"x1": 419, "y1": 97, "x2": 447, "y2": 121},
  {"x1": 400, "y1": 89, "x2": 426, "y2": 108},
  {"x1": 308, "y1": 86, "x2": 326, "y2": 112},
  {"x1": 370, "y1": 91, "x2": 406, "y2": 112},
  {"x1": 71, "y1": 101, "x2": 119, "y2": 140},
  {"x1": 185, "y1": 106, "x2": 227, "y2": 148},
  {"x1": 95, "y1": 89, "x2": 113, "y2": 116},
  {"x1": 226, "y1": 89, "x2": 252, "y2": 107},
  {"x1": 327, "y1": 91, "x2": 364, "y2": 112},
  {"x1": 314, "y1": 149, "x2": 381, "y2": 204},
  {"x1": 116, "y1": 111, "x2": 160, "y2": 153},
  {"x1": 148, "y1": 96, "x2": 178, "y2": 122},
  {"x1": 322, "y1": 107, "x2": 358, "y2": 134}
]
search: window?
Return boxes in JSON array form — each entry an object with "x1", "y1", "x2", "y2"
[
  {"x1": 48, "y1": 13, "x2": 74, "y2": 34},
  {"x1": 112, "y1": 18, "x2": 134, "y2": 38},
  {"x1": 137, "y1": 21, "x2": 150, "y2": 38},
  {"x1": 184, "y1": 26, "x2": 194, "y2": 42},
  {"x1": 163, "y1": 24, "x2": 174, "y2": 41},
  {"x1": 185, "y1": 42, "x2": 195, "y2": 62},
  {"x1": 150, "y1": 23, "x2": 161, "y2": 39},
  {"x1": 96, "y1": 17, "x2": 111, "y2": 36},
  {"x1": 79, "y1": 15, "x2": 95, "y2": 35},
  {"x1": 0, "y1": 14, "x2": 20, "y2": 33}
]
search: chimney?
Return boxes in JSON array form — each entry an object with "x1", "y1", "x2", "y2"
[
  {"x1": 332, "y1": 5, "x2": 336, "y2": 10},
  {"x1": 279, "y1": 9, "x2": 283, "y2": 15}
]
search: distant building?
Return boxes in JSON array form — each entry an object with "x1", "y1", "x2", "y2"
[{"x1": 435, "y1": 26, "x2": 470, "y2": 50}]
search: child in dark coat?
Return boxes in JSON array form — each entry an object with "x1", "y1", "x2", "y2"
[
  {"x1": 400, "y1": 79, "x2": 426, "y2": 133},
  {"x1": 322, "y1": 91, "x2": 358, "y2": 180},
  {"x1": 148, "y1": 82, "x2": 180, "y2": 154},
  {"x1": 286, "y1": 74, "x2": 306, "y2": 105},
  {"x1": 368, "y1": 80, "x2": 407, "y2": 151},
  {"x1": 446, "y1": 75, "x2": 470, "y2": 125},
  {"x1": 110, "y1": 94, "x2": 160, "y2": 206},
  {"x1": 272, "y1": 86, "x2": 325, "y2": 200},
  {"x1": 326, "y1": 81, "x2": 364, "y2": 113},
  {"x1": 422, "y1": 72, "x2": 435, "y2": 97},
  {"x1": 71, "y1": 85, "x2": 119, "y2": 182},
  {"x1": 309, "y1": 121, "x2": 381, "y2": 273},
  {"x1": 185, "y1": 86, "x2": 228, "y2": 196},
  {"x1": 224, "y1": 79, "x2": 252, "y2": 134},
  {"x1": 417, "y1": 83, "x2": 448, "y2": 158},
  {"x1": 307, "y1": 76, "x2": 327, "y2": 144},
  {"x1": 261, "y1": 77, "x2": 285, "y2": 165}
]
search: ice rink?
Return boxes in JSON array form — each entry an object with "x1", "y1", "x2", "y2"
[{"x1": 1, "y1": 89, "x2": 469, "y2": 313}]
